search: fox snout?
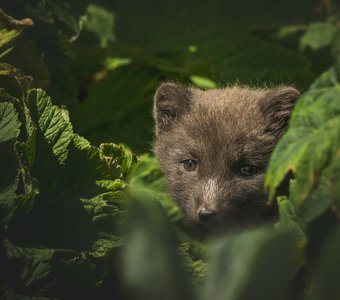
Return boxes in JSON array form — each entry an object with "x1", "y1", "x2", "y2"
[
  {"x1": 195, "y1": 178, "x2": 220, "y2": 223},
  {"x1": 197, "y1": 207, "x2": 218, "y2": 222}
]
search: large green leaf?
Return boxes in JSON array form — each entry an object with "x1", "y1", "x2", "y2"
[
  {"x1": 307, "y1": 226, "x2": 340, "y2": 300},
  {"x1": 0, "y1": 89, "x2": 135, "y2": 298},
  {"x1": 12, "y1": 133, "x2": 135, "y2": 251},
  {"x1": 266, "y1": 68, "x2": 340, "y2": 223},
  {"x1": 121, "y1": 196, "x2": 195, "y2": 300},
  {"x1": 202, "y1": 227, "x2": 293, "y2": 300}
]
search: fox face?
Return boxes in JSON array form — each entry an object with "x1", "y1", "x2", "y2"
[{"x1": 153, "y1": 83, "x2": 299, "y2": 228}]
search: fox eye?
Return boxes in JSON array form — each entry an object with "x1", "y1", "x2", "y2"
[
  {"x1": 239, "y1": 165, "x2": 260, "y2": 177},
  {"x1": 182, "y1": 159, "x2": 197, "y2": 172}
]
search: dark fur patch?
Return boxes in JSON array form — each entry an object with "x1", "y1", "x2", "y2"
[{"x1": 153, "y1": 84, "x2": 299, "y2": 229}]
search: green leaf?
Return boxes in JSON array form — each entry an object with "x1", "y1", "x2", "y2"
[
  {"x1": 0, "y1": 101, "x2": 38, "y2": 232},
  {"x1": 129, "y1": 154, "x2": 182, "y2": 223},
  {"x1": 266, "y1": 68, "x2": 340, "y2": 220},
  {"x1": 179, "y1": 242, "x2": 207, "y2": 285},
  {"x1": 0, "y1": 180, "x2": 18, "y2": 234},
  {"x1": 276, "y1": 196, "x2": 306, "y2": 242},
  {"x1": 80, "y1": 192, "x2": 124, "y2": 224},
  {"x1": 189, "y1": 75, "x2": 217, "y2": 89},
  {"x1": 121, "y1": 197, "x2": 194, "y2": 300},
  {"x1": 27, "y1": 89, "x2": 73, "y2": 164},
  {"x1": 276, "y1": 24, "x2": 307, "y2": 39},
  {"x1": 85, "y1": 4, "x2": 115, "y2": 47},
  {"x1": 105, "y1": 57, "x2": 131, "y2": 70},
  {"x1": 0, "y1": 28, "x2": 20, "y2": 59},
  {"x1": 203, "y1": 227, "x2": 293, "y2": 300},
  {"x1": 2, "y1": 239, "x2": 109, "y2": 298},
  {"x1": 99, "y1": 143, "x2": 137, "y2": 179},
  {"x1": 309, "y1": 67, "x2": 339, "y2": 89},
  {"x1": 3, "y1": 239, "x2": 54, "y2": 290},
  {"x1": 308, "y1": 226, "x2": 340, "y2": 300},
  {"x1": 297, "y1": 169, "x2": 336, "y2": 224},
  {"x1": 80, "y1": 190, "x2": 127, "y2": 254},
  {"x1": 300, "y1": 22, "x2": 337, "y2": 51},
  {"x1": 0, "y1": 284, "x2": 16, "y2": 299},
  {"x1": 58, "y1": 136, "x2": 136, "y2": 188},
  {"x1": 49, "y1": 1, "x2": 83, "y2": 41},
  {"x1": 275, "y1": 196, "x2": 307, "y2": 272},
  {"x1": 0, "y1": 102, "x2": 21, "y2": 142}
]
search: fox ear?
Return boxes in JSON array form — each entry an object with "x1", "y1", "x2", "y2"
[
  {"x1": 153, "y1": 82, "x2": 191, "y2": 135},
  {"x1": 261, "y1": 86, "x2": 300, "y2": 136}
]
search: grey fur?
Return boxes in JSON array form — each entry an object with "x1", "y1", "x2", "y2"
[{"x1": 153, "y1": 83, "x2": 299, "y2": 227}]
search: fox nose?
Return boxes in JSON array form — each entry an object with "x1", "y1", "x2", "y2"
[{"x1": 198, "y1": 208, "x2": 217, "y2": 222}]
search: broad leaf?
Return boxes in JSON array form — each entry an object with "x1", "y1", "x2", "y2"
[
  {"x1": 122, "y1": 196, "x2": 194, "y2": 300},
  {"x1": 307, "y1": 226, "x2": 340, "y2": 300},
  {"x1": 28, "y1": 89, "x2": 73, "y2": 164},
  {"x1": 202, "y1": 227, "x2": 293, "y2": 300},
  {"x1": 266, "y1": 68, "x2": 340, "y2": 223}
]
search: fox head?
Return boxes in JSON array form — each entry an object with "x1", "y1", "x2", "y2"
[{"x1": 153, "y1": 83, "x2": 299, "y2": 228}]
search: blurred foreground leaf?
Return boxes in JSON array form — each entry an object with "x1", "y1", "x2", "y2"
[
  {"x1": 122, "y1": 195, "x2": 195, "y2": 300},
  {"x1": 308, "y1": 226, "x2": 340, "y2": 300},
  {"x1": 203, "y1": 227, "x2": 293, "y2": 300}
]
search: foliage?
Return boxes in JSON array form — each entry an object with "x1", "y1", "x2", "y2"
[
  {"x1": 0, "y1": 1, "x2": 340, "y2": 300},
  {"x1": 0, "y1": 85, "x2": 137, "y2": 297}
]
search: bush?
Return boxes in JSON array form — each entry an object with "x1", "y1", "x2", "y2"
[{"x1": 1, "y1": 1, "x2": 340, "y2": 299}]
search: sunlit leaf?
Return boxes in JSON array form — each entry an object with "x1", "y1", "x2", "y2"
[
  {"x1": 0, "y1": 102, "x2": 21, "y2": 142},
  {"x1": 85, "y1": 4, "x2": 115, "y2": 47},
  {"x1": 27, "y1": 89, "x2": 73, "y2": 164},
  {"x1": 105, "y1": 57, "x2": 131, "y2": 70},
  {"x1": 190, "y1": 75, "x2": 217, "y2": 89},
  {"x1": 0, "y1": 28, "x2": 20, "y2": 59}
]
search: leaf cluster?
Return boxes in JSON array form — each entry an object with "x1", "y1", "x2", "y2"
[{"x1": 1, "y1": 1, "x2": 340, "y2": 300}]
